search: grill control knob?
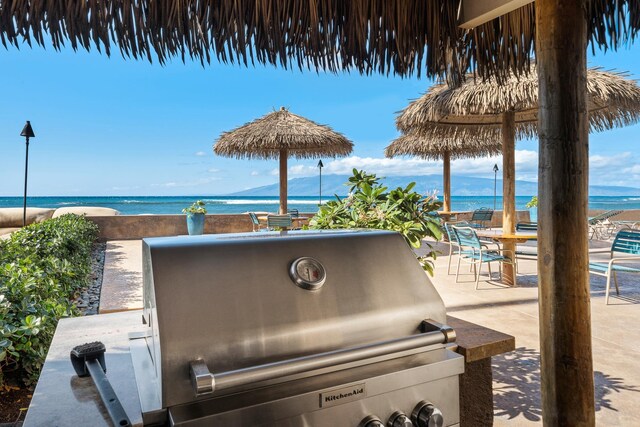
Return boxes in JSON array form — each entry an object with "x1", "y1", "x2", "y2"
[
  {"x1": 388, "y1": 411, "x2": 414, "y2": 427},
  {"x1": 359, "y1": 415, "x2": 385, "y2": 427},
  {"x1": 411, "y1": 401, "x2": 444, "y2": 427}
]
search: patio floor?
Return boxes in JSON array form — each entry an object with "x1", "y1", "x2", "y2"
[
  {"x1": 98, "y1": 236, "x2": 640, "y2": 425},
  {"x1": 418, "y1": 239, "x2": 640, "y2": 426}
]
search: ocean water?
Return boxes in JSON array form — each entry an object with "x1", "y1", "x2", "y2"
[{"x1": 1, "y1": 195, "x2": 639, "y2": 217}]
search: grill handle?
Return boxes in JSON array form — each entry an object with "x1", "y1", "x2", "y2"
[{"x1": 190, "y1": 319, "x2": 455, "y2": 397}]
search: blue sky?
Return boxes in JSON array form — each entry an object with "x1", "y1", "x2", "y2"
[{"x1": 1, "y1": 40, "x2": 640, "y2": 196}]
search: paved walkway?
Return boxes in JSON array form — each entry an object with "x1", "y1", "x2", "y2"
[
  {"x1": 418, "y1": 240, "x2": 640, "y2": 426},
  {"x1": 99, "y1": 240, "x2": 143, "y2": 313},
  {"x1": 98, "y1": 237, "x2": 640, "y2": 425}
]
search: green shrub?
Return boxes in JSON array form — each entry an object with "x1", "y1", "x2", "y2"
[
  {"x1": 310, "y1": 169, "x2": 443, "y2": 274},
  {"x1": 0, "y1": 214, "x2": 98, "y2": 386}
]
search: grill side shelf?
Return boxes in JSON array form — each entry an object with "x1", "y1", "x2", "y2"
[{"x1": 189, "y1": 320, "x2": 455, "y2": 397}]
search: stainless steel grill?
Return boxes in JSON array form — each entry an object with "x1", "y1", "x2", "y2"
[{"x1": 130, "y1": 230, "x2": 463, "y2": 426}]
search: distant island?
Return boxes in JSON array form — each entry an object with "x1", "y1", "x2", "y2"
[{"x1": 228, "y1": 174, "x2": 640, "y2": 197}]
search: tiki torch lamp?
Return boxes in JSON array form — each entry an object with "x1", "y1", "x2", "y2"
[
  {"x1": 20, "y1": 121, "x2": 35, "y2": 227},
  {"x1": 493, "y1": 163, "x2": 499, "y2": 211}
]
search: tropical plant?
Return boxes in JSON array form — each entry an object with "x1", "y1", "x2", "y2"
[
  {"x1": 0, "y1": 214, "x2": 98, "y2": 386},
  {"x1": 182, "y1": 200, "x2": 207, "y2": 214},
  {"x1": 310, "y1": 169, "x2": 443, "y2": 274},
  {"x1": 526, "y1": 196, "x2": 538, "y2": 208}
]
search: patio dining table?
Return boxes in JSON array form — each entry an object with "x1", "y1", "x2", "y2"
[{"x1": 475, "y1": 229, "x2": 537, "y2": 286}]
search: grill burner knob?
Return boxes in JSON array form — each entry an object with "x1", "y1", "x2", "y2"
[
  {"x1": 411, "y1": 401, "x2": 444, "y2": 427},
  {"x1": 359, "y1": 415, "x2": 385, "y2": 427},
  {"x1": 388, "y1": 411, "x2": 414, "y2": 427}
]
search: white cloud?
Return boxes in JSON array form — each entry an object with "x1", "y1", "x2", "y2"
[
  {"x1": 590, "y1": 152, "x2": 632, "y2": 169},
  {"x1": 281, "y1": 151, "x2": 640, "y2": 188},
  {"x1": 195, "y1": 151, "x2": 207, "y2": 157},
  {"x1": 287, "y1": 150, "x2": 539, "y2": 180},
  {"x1": 207, "y1": 168, "x2": 220, "y2": 173},
  {"x1": 250, "y1": 171, "x2": 260, "y2": 176}
]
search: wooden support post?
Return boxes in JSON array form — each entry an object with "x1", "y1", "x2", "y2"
[
  {"x1": 279, "y1": 150, "x2": 288, "y2": 214},
  {"x1": 501, "y1": 111, "x2": 516, "y2": 286},
  {"x1": 537, "y1": 0, "x2": 595, "y2": 425},
  {"x1": 443, "y1": 151, "x2": 452, "y2": 212}
]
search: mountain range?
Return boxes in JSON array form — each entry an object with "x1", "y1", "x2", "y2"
[{"x1": 229, "y1": 174, "x2": 640, "y2": 197}]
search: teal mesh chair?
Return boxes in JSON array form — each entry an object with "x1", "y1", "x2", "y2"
[
  {"x1": 453, "y1": 225, "x2": 517, "y2": 289},
  {"x1": 248, "y1": 212, "x2": 266, "y2": 232},
  {"x1": 444, "y1": 221, "x2": 470, "y2": 275},
  {"x1": 468, "y1": 208, "x2": 494, "y2": 229},
  {"x1": 266, "y1": 214, "x2": 293, "y2": 230},
  {"x1": 589, "y1": 229, "x2": 640, "y2": 304}
]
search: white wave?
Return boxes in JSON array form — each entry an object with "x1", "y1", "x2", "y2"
[{"x1": 203, "y1": 199, "x2": 321, "y2": 205}]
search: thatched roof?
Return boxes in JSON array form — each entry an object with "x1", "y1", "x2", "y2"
[
  {"x1": 385, "y1": 132, "x2": 502, "y2": 161},
  {"x1": 214, "y1": 108, "x2": 353, "y2": 160},
  {"x1": 1, "y1": 1, "x2": 639, "y2": 82},
  {"x1": 396, "y1": 66, "x2": 640, "y2": 141}
]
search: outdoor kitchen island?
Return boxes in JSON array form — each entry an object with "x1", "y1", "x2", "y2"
[
  {"x1": 25, "y1": 231, "x2": 514, "y2": 426},
  {"x1": 24, "y1": 312, "x2": 513, "y2": 427}
]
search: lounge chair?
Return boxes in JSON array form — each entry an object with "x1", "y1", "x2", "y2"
[
  {"x1": 467, "y1": 208, "x2": 494, "y2": 229},
  {"x1": 453, "y1": 225, "x2": 517, "y2": 289},
  {"x1": 589, "y1": 229, "x2": 640, "y2": 304},
  {"x1": 266, "y1": 214, "x2": 293, "y2": 230},
  {"x1": 588, "y1": 210, "x2": 622, "y2": 240}
]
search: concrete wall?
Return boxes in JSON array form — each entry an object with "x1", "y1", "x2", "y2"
[
  {"x1": 588, "y1": 209, "x2": 640, "y2": 222},
  {"x1": 89, "y1": 210, "x2": 532, "y2": 241},
  {"x1": 89, "y1": 214, "x2": 255, "y2": 240}
]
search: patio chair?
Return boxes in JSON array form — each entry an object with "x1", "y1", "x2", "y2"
[
  {"x1": 589, "y1": 229, "x2": 640, "y2": 304},
  {"x1": 588, "y1": 210, "x2": 622, "y2": 240},
  {"x1": 266, "y1": 214, "x2": 293, "y2": 230},
  {"x1": 444, "y1": 221, "x2": 495, "y2": 275},
  {"x1": 468, "y1": 208, "x2": 494, "y2": 229},
  {"x1": 287, "y1": 208, "x2": 300, "y2": 218},
  {"x1": 444, "y1": 222, "x2": 467, "y2": 275},
  {"x1": 515, "y1": 222, "x2": 538, "y2": 232},
  {"x1": 248, "y1": 212, "x2": 267, "y2": 232},
  {"x1": 453, "y1": 225, "x2": 517, "y2": 289}
]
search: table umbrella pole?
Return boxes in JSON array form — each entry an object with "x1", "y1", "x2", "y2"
[
  {"x1": 279, "y1": 149, "x2": 287, "y2": 214},
  {"x1": 501, "y1": 111, "x2": 516, "y2": 286},
  {"x1": 442, "y1": 151, "x2": 451, "y2": 212}
]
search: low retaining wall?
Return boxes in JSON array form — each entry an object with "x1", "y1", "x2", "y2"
[
  {"x1": 90, "y1": 210, "x2": 532, "y2": 241},
  {"x1": 588, "y1": 209, "x2": 640, "y2": 221},
  {"x1": 89, "y1": 214, "x2": 255, "y2": 240}
]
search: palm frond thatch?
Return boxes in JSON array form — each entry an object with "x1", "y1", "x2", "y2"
[
  {"x1": 396, "y1": 66, "x2": 640, "y2": 140},
  {"x1": 1, "y1": 1, "x2": 639, "y2": 82},
  {"x1": 213, "y1": 108, "x2": 353, "y2": 160},
  {"x1": 385, "y1": 133, "x2": 502, "y2": 161}
]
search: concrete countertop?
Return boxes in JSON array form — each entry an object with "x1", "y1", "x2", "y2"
[
  {"x1": 24, "y1": 311, "x2": 145, "y2": 427},
  {"x1": 25, "y1": 311, "x2": 514, "y2": 426}
]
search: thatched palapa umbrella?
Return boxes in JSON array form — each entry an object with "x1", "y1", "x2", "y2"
[
  {"x1": 397, "y1": 66, "x2": 640, "y2": 282},
  {"x1": 385, "y1": 133, "x2": 501, "y2": 212},
  {"x1": 214, "y1": 108, "x2": 353, "y2": 214}
]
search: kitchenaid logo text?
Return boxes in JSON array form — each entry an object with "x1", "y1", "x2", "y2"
[{"x1": 319, "y1": 383, "x2": 366, "y2": 408}]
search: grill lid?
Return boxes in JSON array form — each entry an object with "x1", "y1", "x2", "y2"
[{"x1": 141, "y1": 230, "x2": 446, "y2": 407}]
